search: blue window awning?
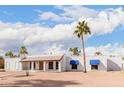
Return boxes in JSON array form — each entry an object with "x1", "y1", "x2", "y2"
[
  {"x1": 90, "y1": 60, "x2": 100, "y2": 65},
  {"x1": 70, "y1": 60, "x2": 79, "y2": 65}
]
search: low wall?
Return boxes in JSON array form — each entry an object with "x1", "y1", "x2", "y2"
[{"x1": 4, "y1": 58, "x2": 22, "y2": 71}]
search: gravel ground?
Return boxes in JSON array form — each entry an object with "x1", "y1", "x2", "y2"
[{"x1": 0, "y1": 71, "x2": 124, "y2": 87}]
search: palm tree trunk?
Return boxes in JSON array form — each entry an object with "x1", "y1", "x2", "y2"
[{"x1": 81, "y1": 34, "x2": 87, "y2": 73}]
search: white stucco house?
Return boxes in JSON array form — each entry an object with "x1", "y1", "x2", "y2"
[{"x1": 3, "y1": 54, "x2": 124, "y2": 72}]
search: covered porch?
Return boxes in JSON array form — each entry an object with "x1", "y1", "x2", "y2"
[{"x1": 20, "y1": 55, "x2": 64, "y2": 72}]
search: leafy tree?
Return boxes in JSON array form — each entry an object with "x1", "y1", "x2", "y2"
[{"x1": 5, "y1": 51, "x2": 14, "y2": 58}]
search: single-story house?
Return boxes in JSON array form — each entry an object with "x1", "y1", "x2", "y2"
[{"x1": 4, "y1": 54, "x2": 124, "y2": 72}]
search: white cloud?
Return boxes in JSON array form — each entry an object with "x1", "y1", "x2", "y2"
[
  {"x1": 56, "y1": 6, "x2": 98, "y2": 20},
  {"x1": 43, "y1": 44, "x2": 65, "y2": 55},
  {"x1": 39, "y1": 11, "x2": 73, "y2": 22},
  {"x1": 39, "y1": 12, "x2": 60, "y2": 20},
  {"x1": 39, "y1": 6, "x2": 97, "y2": 23},
  {"x1": 39, "y1": 6, "x2": 124, "y2": 36},
  {"x1": 80, "y1": 7, "x2": 124, "y2": 35},
  {"x1": 85, "y1": 43, "x2": 124, "y2": 56},
  {"x1": 1, "y1": 6, "x2": 124, "y2": 56},
  {"x1": 0, "y1": 21, "x2": 77, "y2": 55}
]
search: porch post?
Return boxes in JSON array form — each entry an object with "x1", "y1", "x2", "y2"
[
  {"x1": 36, "y1": 61, "x2": 39, "y2": 70},
  {"x1": 53, "y1": 61, "x2": 56, "y2": 70},
  {"x1": 31, "y1": 61, "x2": 34, "y2": 71},
  {"x1": 58, "y1": 61, "x2": 61, "y2": 72},
  {"x1": 43, "y1": 61, "x2": 46, "y2": 72}
]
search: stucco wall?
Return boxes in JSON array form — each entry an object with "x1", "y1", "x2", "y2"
[
  {"x1": 4, "y1": 55, "x2": 124, "y2": 72},
  {"x1": 65, "y1": 55, "x2": 109, "y2": 71},
  {"x1": 4, "y1": 58, "x2": 22, "y2": 71},
  {"x1": 61, "y1": 55, "x2": 66, "y2": 71},
  {"x1": 86, "y1": 56, "x2": 107, "y2": 71},
  {"x1": 107, "y1": 57, "x2": 123, "y2": 71}
]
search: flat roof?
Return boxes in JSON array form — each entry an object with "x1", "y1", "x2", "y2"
[{"x1": 20, "y1": 55, "x2": 64, "y2": 62}]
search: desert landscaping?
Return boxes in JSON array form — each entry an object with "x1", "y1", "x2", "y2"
[{"x1": 0, "y1": 71, "x2": 124, "y2": 87}]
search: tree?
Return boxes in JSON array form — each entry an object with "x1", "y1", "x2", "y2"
[
  {"x1": 5, "y1": 51, "x2": 14, "y2": 58},
  {"x1": 94, "y1": 51, "x2": 102, "y2": 56},
  {"x1": 19, "y1": 46, "x2": 29, "y2": 76},
  {"x1": 74, "y1": 20, "x2": 91, "y2": 73},
  {"x1": 69, "y1": 47, "x2": 80, "y2": 56},
  {"x1": 19, "y1": 46, "x2": 28, "y2": 55}
]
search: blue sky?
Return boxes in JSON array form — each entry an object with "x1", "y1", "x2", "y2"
[{"x1": 0, "y1": 5, "x2": 124, "y2": 55}]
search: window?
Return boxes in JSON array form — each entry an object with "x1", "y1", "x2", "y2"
[
  {"x1": 72, "y1": 64, "x2": 77, "y2": 69},
  {"x1": 91, "y1": 65, "x2": 98, "y2": 70},
  {"x1": 39, "y1": 62, "x2": 43, "y2": 70},
  {"x1": 56, "y1": 62, "x2": 58, "y2": 69},
  {"x1": 49, "y1": 62, "x2": 53, "y2": 69}
]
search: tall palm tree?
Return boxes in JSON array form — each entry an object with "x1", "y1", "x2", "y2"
[
  {"x1": 69, "y1": 47, "x2": 80, "y2": 56},
  {"x1": 74, "y1": 20, "x2": 91, "y2": 73}
]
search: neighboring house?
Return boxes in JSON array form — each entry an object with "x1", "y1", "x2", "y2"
[{"x1": 3, "y1": 54, "x2": 124, "y2": 72}]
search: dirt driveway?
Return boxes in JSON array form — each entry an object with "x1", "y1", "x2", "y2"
[{"x1": 0, "y1": 71, "x2": 124, "y2": 87}]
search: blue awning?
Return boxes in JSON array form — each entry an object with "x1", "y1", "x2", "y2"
[
  {"x1": 90, "y1": 60, "x2": 100, "y2": 65},
  {"x1": 70, "y1": 60, "x2": 79, "y2": 65}
]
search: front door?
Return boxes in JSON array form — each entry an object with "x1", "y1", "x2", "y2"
[
  {"x1": 56, "y1": 62, "x2": 59, "y2": 69},
  {"x1": 39, "y1": 62, "x2": 43, "y2": 70},
  {"x1": 49, "y1": 62, "x2": 53, "y2": 69}
]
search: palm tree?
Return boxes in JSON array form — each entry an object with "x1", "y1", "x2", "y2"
[
  {"x1": 19, "y1": 46, "x2": 28, "y2": 55},
  {"x1": 69, "y1": 47, "x2": 80, "y2": 56},
  {"x1": 74, "y1": 20, "x2": 91, "y2": 73},
  {"x1": 94, "y1": 51, "x2": 102, "y2": 56},
  {"x1": 19, "y1": 46, "x2": 29, "y2": 76},
  {"x1": 5, "y1": 51, "x2": 14, "y2": 58}
]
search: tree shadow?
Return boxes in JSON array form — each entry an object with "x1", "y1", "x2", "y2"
[
  {"x1": 13, "y1": 74, "x2": 34, "y2": 78},
  {"x1": 1, "y1": 79, "x2": 80, "y2": 87}
]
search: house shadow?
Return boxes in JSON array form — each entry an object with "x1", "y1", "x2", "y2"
[
  {"x1": 107, "y1": 59, "x2": 121, "y2": 71},
  {"x1": 2, "y1": 79, "x2": 80, "y2": 87}
]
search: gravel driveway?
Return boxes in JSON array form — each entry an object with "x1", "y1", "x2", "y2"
[{"x1": 0, "y1": 71, "x2": 124, "y2": 87}]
